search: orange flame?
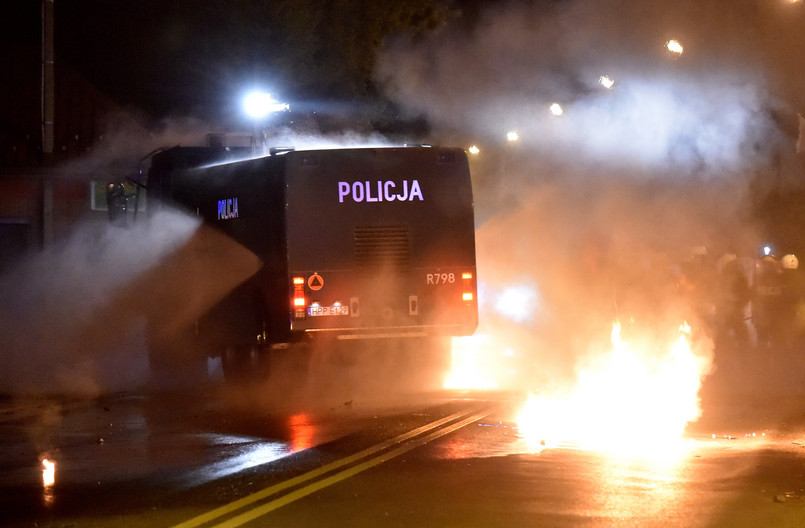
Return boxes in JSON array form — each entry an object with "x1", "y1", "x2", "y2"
[
  {"x1": 41, "y1": 456, "x2": 56, "y2": 506},
  {"x1": 42, "y1": 458, "x2": 55, "y2": 487},
  {"x1": 517, "y1": 320, "x2": 711, "y2": 458}
]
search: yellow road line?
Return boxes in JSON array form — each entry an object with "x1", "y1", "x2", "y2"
[
  {"x1": 172, "y1": 407, "x2": 489, "y2": 528},
  {"x1": 211, "y1": 409, "x2": 492, "y2": 528}
]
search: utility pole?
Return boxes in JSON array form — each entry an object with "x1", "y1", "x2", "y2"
[{"x1": 41, "y1": 0, "x2": 55, "y2": 246}]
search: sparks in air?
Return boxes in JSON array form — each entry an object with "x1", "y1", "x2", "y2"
[{"x1": 666, "y1": 39, "x2": 684, "y2": 55}]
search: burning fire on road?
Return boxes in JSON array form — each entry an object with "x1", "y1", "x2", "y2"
[
  {"x1": 517, "y1": 320, "x2": 713, "y2": 458},
  {"x1": 446, "y1": 319, "x2": 714, "y2": 459}
]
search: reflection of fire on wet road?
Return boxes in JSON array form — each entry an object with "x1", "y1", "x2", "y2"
[
  {"x1": 517, "y1": 320, "x2": 712, "y2": 458},
  {"x1": 289, "y1": 414, "x2": 315, "y2": 452}
]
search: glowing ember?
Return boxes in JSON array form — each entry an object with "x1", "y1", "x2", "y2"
[
  {"x1": 42, "y1": 458, "x2": 55, "y2": 487},
  {"x1": 517, "y1": 320, "x2": 711, "y2": 458}
]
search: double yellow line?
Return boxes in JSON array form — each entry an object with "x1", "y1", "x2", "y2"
[{"x1": 172, "y1": 406, "x2": 493, "y2": 528}]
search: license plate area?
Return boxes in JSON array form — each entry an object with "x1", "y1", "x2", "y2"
[{"x1": 308, "y1": 304, "x2": 349, "y2": 317}]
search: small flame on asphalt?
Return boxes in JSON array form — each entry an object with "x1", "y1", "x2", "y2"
[
  {"x1": 42, "y1": 458, "x2": 55, "y2": 487},
  {"x1": 41, "y1": 457, "x2": 55, "y2": 507}
]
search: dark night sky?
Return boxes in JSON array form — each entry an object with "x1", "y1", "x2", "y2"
[
  {"x1": 4, "y1": 0, "x2": 804, "y2": 157},
  {"x1": 4, "y1": 0, "x2": 467, "y2": 125}
]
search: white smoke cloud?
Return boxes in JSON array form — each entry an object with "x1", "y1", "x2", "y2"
[
  {"x1": 377, "y1": 0, "x2": 793, "y2": 179},
  {"x1": 376, "y1": 0, "x2": 805, "y2": 400},
  {"x1": 0, "y1": 211, "x2": 200, "y2": 394},
  {"x1": 0, "y1": 210, "x2": 266, "y2": 396}
]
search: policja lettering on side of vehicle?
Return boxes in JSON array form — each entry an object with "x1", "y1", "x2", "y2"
[
  {"x1": 337, "y1": 180, "x2": 424, "y2": 203},
  {"x1": 218, "y1": 197, "x2": 239, "y2": 220}
]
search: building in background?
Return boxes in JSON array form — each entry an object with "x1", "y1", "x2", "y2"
[{"x1": 0, "y1": 1, "x2": 118, "y2": 271}]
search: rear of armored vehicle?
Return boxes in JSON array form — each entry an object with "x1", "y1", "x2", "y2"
[{"x1": 284, "y1": 147, "x2": 478, "y2": 341}]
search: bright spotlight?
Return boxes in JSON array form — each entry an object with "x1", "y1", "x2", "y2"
[
  {"x1": 243, "y1": 92, "x2": 289, "y2": 120},
  {"x1": 507, "y1": 131, "x2": 520, "y2": 142}
]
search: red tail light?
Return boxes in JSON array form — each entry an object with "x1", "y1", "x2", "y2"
[
  {"x1": 462, "y1": 271, "x2": 474, "y2": 303},
  {"x1": 292, "y1": 276, "x2": 306, "y2": 318}
]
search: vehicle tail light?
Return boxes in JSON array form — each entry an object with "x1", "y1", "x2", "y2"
[
  {"x1": 462, "y1": 271, "x2": 474, "y2": 303},
  {"x1": 292, "y1": 276, "x2": 306, "y2": 318}
]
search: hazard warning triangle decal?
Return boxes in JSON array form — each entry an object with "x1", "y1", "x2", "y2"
[{"x1": 308, "y1": 274, "x2": 324, "y2": 291}]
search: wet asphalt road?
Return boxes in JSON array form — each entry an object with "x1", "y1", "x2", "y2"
[{"x1": 3, "y1": 375, "x2": 805, "y2": 528}]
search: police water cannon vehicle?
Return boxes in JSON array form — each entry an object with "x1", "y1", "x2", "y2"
[{"x1": 133, "y1": 144, "x2": 479, "y2": 383}]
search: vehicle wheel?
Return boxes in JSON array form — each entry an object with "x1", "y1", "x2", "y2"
[{"x1": 221, "y1": 344, "x2": 271, "y2": 384}]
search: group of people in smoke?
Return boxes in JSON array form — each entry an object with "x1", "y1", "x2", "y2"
[{"x1": 681, "y1": 247, "x2": 805, "y2": 350}]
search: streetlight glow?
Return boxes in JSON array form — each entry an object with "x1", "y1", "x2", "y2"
[
  {"x1": 507, "y1": 131, "x2": 520, "y2": 142},
  {"x1": 599, "y1": 75, "x2": 615, "y2": 89},
  {"x1": 549, "y1": 103, "x2": 564, "y2": 116},
  {"x1": 666, "y1": 39, "x2": 684, "y2": 55}
]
